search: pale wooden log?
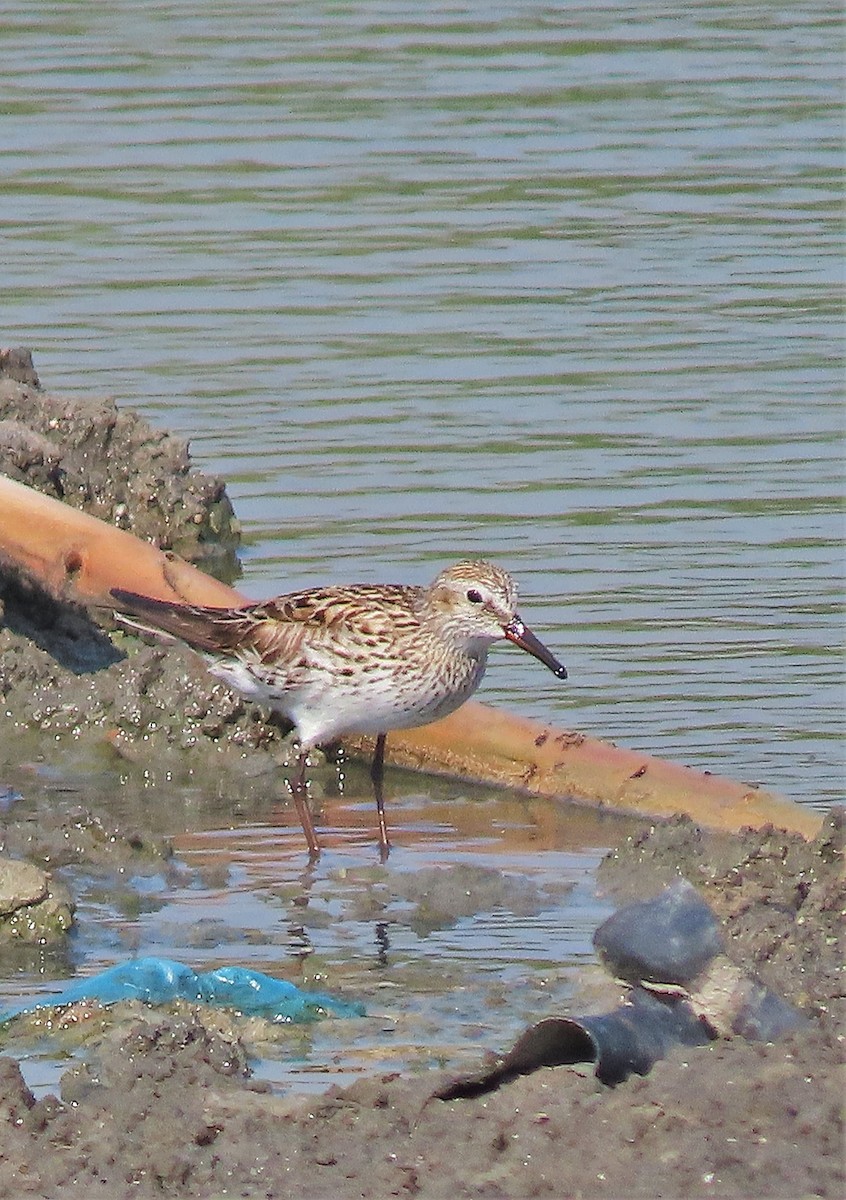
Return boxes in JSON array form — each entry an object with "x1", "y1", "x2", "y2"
[
  {"x1": 347, "y1": 704, "x2": 822, "y2": 839},
  {"x1": 0, "y1": 474, "x2": 244, "y2": 607},
  {"x1": 0, "y1": 474, "x2": 822, "y2": 838}
]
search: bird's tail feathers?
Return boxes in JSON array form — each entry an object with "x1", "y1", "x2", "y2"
[{"x1": 110, "y1": 588, "x2": 245, "y2": 653}]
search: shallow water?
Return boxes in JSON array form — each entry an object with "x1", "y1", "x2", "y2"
[{"x1": 0, "y1": 768, "x2": 635, "y2": 1096}]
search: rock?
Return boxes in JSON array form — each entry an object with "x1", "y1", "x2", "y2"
[
  {"x1": 0, "y1": 856, "x2": 74, "y2": 943},
  {"x1": 0, "y1": 857, "x2": 49, "y2": 913}
]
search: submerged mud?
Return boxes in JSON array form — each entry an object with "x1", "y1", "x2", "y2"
[{"x1": 0, "y1": 356, "x2": 842, "y2": 1197}]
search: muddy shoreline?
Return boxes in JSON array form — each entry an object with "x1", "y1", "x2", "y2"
[
  {"x1": 0, "y1": 812, "x2": 840, "y2": 1200},
  {"x1": 0, "y1": 357, "x2": 842, "y2": 1197}
]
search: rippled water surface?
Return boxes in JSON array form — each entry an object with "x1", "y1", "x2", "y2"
[
  {"x1": 0, "y1": 0, "x2": 841, "y2": 1092},
  {"x1": 2, "y1": 0, "x2": 841, "y2": 805}
]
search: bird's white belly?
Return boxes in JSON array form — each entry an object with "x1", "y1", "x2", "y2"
[{"x1": 207, "y1": 652, "x2": 484, "y2": 750}]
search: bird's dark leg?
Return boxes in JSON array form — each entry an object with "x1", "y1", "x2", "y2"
[
  {"x1": 290, "y1": 746, "x2": 321, "y2": 859},
  {"x1": 371, "y1": 732, "x2": 390, "y2": 860}
]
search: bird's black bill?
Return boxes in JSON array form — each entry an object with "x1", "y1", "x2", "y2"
[{"x1": 504, "y1": 618, "x2": 567, "y2": 679}]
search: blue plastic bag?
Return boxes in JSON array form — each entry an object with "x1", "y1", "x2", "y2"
[{"x1": 0, "y1": 956, "x2": 365, "y2": 1024}]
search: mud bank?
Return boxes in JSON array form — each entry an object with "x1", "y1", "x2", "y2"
[
  {"x1": 0, "y1": 354, "x2": 842, "y2": 1197},
  {"x1": 0, "y1": 349, "x2": 305, "y2": 798},
  {"x1": 0, "y1": 348, "x2": 240, "y2": 577}
]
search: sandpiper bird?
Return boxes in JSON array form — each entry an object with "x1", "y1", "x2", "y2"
[{"x1": 111, "y1": 560, "x2": 566, "y2": 858}]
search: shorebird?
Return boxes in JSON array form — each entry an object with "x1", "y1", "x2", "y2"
[{"x1": 111, "y1": 560, "x2": 567, "y2": 858}]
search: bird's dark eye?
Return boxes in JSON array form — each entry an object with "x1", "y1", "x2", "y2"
[{"x1": 466, "y1": 589, "x2": 484, "y2": 604}]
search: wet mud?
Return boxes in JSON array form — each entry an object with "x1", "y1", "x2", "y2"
[{"x1": 0, "y1": 356, "x2": 842, "y2": 1197}]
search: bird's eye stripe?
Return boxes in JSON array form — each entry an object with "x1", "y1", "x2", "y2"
[{"x1": 466, "y1": 589, "x2": 483, "y2": 603}]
